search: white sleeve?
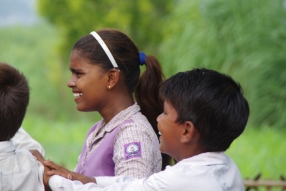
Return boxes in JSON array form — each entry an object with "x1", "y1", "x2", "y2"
[
  {"x1": 96, "y1": 176, "x2": 138, "y2": 187},
  {"x1": 12, "y1": 127, "x2": 45, "y2": 156},
  {"x1": 49, "y1": 175, "x2": 158, "y2": 191},
  {"x1": 49, "y1": 175, "x2": 101, "y2": 191}
]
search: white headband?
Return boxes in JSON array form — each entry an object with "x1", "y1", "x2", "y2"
[{"x1": 90, "y1": 31, "x2": 119, "y2": 69}]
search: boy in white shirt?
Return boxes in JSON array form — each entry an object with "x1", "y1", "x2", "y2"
[
  {"x1": 0, "y1": 62, "x2": 45, "y2": 191},
  {"x1": 36, "y1": 68, "x2": 249, "y2": 191}
]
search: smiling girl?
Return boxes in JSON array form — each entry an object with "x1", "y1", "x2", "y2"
[{"x1": 62, "y1": 29, "x2": 169, "y2": 179}]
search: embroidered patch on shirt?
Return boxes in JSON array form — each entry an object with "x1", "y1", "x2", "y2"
[{"x1": 124, "y1": 142, "x2": 142, "y2": 160}]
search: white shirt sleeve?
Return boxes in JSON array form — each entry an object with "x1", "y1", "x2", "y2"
[
  {"x1": 48, "y1": 153, "x2": 245, "y2": 191},
  {"x1": 12, "y1": 127, "x2": 45, "y2": 156},
  {"x1": 49, "y1": 175, "x2": 101, "y2": 191},
  {"x1": 49, "y1": 175, "x2": 159, "y2": 191},
  {"x1": 0, "y1": 147, "x2": 45, "y2": 191},
  {"x1": 95, "y1": 176, "x2": 138, "y2": 188}
]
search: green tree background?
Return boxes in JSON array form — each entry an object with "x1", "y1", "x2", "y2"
[{"x1": 160, "y1": 0, "x2": 286, "y2": 129}]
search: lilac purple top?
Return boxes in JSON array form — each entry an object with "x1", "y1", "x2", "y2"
[{"x1": 74, "y1": 103, "x2": 162, "y2": 178}]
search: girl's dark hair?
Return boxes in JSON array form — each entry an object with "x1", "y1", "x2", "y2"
[{"x1": 72, "y1": 29, "x2": 170, "y2": 169}]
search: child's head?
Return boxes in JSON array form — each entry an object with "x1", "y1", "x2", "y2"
[
  {"x1": 0, "y1": 63, "x2": 29, "y2": 141},
  {"x1": 69, "y1": 28, "x2": 170, "y2": 168},
  {"x1": 159, "y1": 68, "x2": 249, "y2": 154},
  {"x1": 68, "y1": 28, "x2": 163, "y2": 130}
]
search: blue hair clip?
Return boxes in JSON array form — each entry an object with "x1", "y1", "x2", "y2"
[{"x1": 139, "y1": 52, "x2": 146, "y2": 66}]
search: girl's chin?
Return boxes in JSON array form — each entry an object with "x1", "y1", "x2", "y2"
[
  {"x1": 76, "y1": 106, "x2": 86, "y2": 111},
  {"x1": 76, "y1": 106, "x2": 95, "y2": 112}
]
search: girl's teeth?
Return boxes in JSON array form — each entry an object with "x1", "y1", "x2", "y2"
[
  {"x1": 73, "y1": 93, "x2": 83, "y2": 97},
  {"x1": 158, "y1": 131, "x2": 161, "y2": 135}
]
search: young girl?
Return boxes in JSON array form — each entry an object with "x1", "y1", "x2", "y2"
[{"x1": 65, "y1": 29, "x2": 169, "y2": 178}]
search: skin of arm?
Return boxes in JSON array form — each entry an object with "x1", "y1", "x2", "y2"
[
  {"x1": 44, "y1": 160, "x2": 97, "y2": 184},
  {"x1": 30, "y1": 150, "x2": 53, "y2": 191}
]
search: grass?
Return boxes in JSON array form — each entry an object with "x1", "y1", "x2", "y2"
[{"x1": 22, "y1": 115, "x2": 286, "y2": 181}]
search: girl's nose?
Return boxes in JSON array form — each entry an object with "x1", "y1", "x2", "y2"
[{"x1": 67, "y1": 77, "x2": 76, "y2": 88}]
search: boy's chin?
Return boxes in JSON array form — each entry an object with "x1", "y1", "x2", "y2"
[{"x1": 159, "y1": 145, "x2": 166, "y2": 154}]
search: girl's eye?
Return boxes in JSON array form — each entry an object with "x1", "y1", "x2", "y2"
[{"x1": 75, "y1": 72, "x2": 82, "y2": 77}]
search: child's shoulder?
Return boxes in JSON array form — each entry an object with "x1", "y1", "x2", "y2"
[{"x1": 0, "y1": 147, "x2": 41, "y2": 173}]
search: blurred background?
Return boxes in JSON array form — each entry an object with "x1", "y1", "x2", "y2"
[{"x1": 1, "y1": 0, "x2": 285, "y2": 183}]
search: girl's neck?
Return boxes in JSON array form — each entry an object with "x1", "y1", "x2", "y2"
[{"x1": 100, "y1": 94, "x2": 134, "y2": 123}]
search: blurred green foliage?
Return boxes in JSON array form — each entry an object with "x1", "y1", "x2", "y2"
[
  {"x1": 23, "y1": 115, "x2": 93, "y2": 169},
  {"x1": 226, "y1": 126, "x2": 286, "y2": 181},
  {"x1": 0, "y1": 25, "x2": 60, "y2": 118},
  {"x1": 38, "y1": 0, "x2": 174, "y2": 58},
  {"x1": 160, "y1": 0, "x2": 286, "y2": 129}
]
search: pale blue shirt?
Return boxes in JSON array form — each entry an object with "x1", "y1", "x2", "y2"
[
  {"x1": 49, "y1": 152, "x2": 244, "y2": 191},
  {"x1": 12, "y1": 127, "x2": 45, "y2": 156},
  {"x1": 0, "y1": 140, "x2": 45, "y2": 191}
]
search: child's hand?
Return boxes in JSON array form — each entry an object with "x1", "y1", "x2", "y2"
[
  {"x1": 44, "y1": 160, "x2": 97, "y2": 184},
  {"x1": 30, "y1": 150, "x2": 52, "y2": 191},
  {"x1": 43, "y1": 160, "x2": 72, "y2": 179},
  {"x1": 30, "y1": 149, "x2": 45, "y2": 162}
]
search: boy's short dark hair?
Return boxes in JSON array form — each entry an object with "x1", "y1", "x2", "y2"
[
  {"x1": 0, "y1": 63, "x2": 30, "y2": 141},
  {"x1": 160, "y1": 68, "x2": 249, "y2": 152}
]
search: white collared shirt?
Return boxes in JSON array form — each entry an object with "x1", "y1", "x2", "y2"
[
  {"x1": 0, "y1": 140, "x2": 45, "y2": 191},
  {"x1": 49, "y1": 152, "x2": 244, "y2": 191}
]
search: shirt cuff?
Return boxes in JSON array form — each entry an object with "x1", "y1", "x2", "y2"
[
  {"x1": 49, "y1": 175, "x2": 101, "y2": 191},
  {"x1": 49, "y1": 175, "x2": 66, "y2": 190}
]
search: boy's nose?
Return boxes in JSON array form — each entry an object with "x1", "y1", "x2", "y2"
[{"x1": 156, "y1": 114, "x2": 162, "y2": 122}]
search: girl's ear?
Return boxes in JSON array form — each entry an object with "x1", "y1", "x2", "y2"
[
  {"x1": 106, "y1": 68, "x2": 120, "y2": 89},
  {"x1": 181, "y1": 121, "x2": 199, "y2": 144}
]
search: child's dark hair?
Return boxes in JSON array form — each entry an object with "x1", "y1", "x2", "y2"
[
  {"x1": 0, "y1": 63, "x2": 30, "y2": 141},
  {"x1": 160, "y1": 68, "x2": 250, "y2": 152},
  {"x1": 72, "y1": 29, "x2": 170, "y2": 168}
]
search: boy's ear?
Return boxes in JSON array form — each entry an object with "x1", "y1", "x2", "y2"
[
  {"x1": 181, "y1": 121, "x2": 198, "y2": 144},
  {"x1": 106, "y1": 68, "x2": 120, "y2": 89}
]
